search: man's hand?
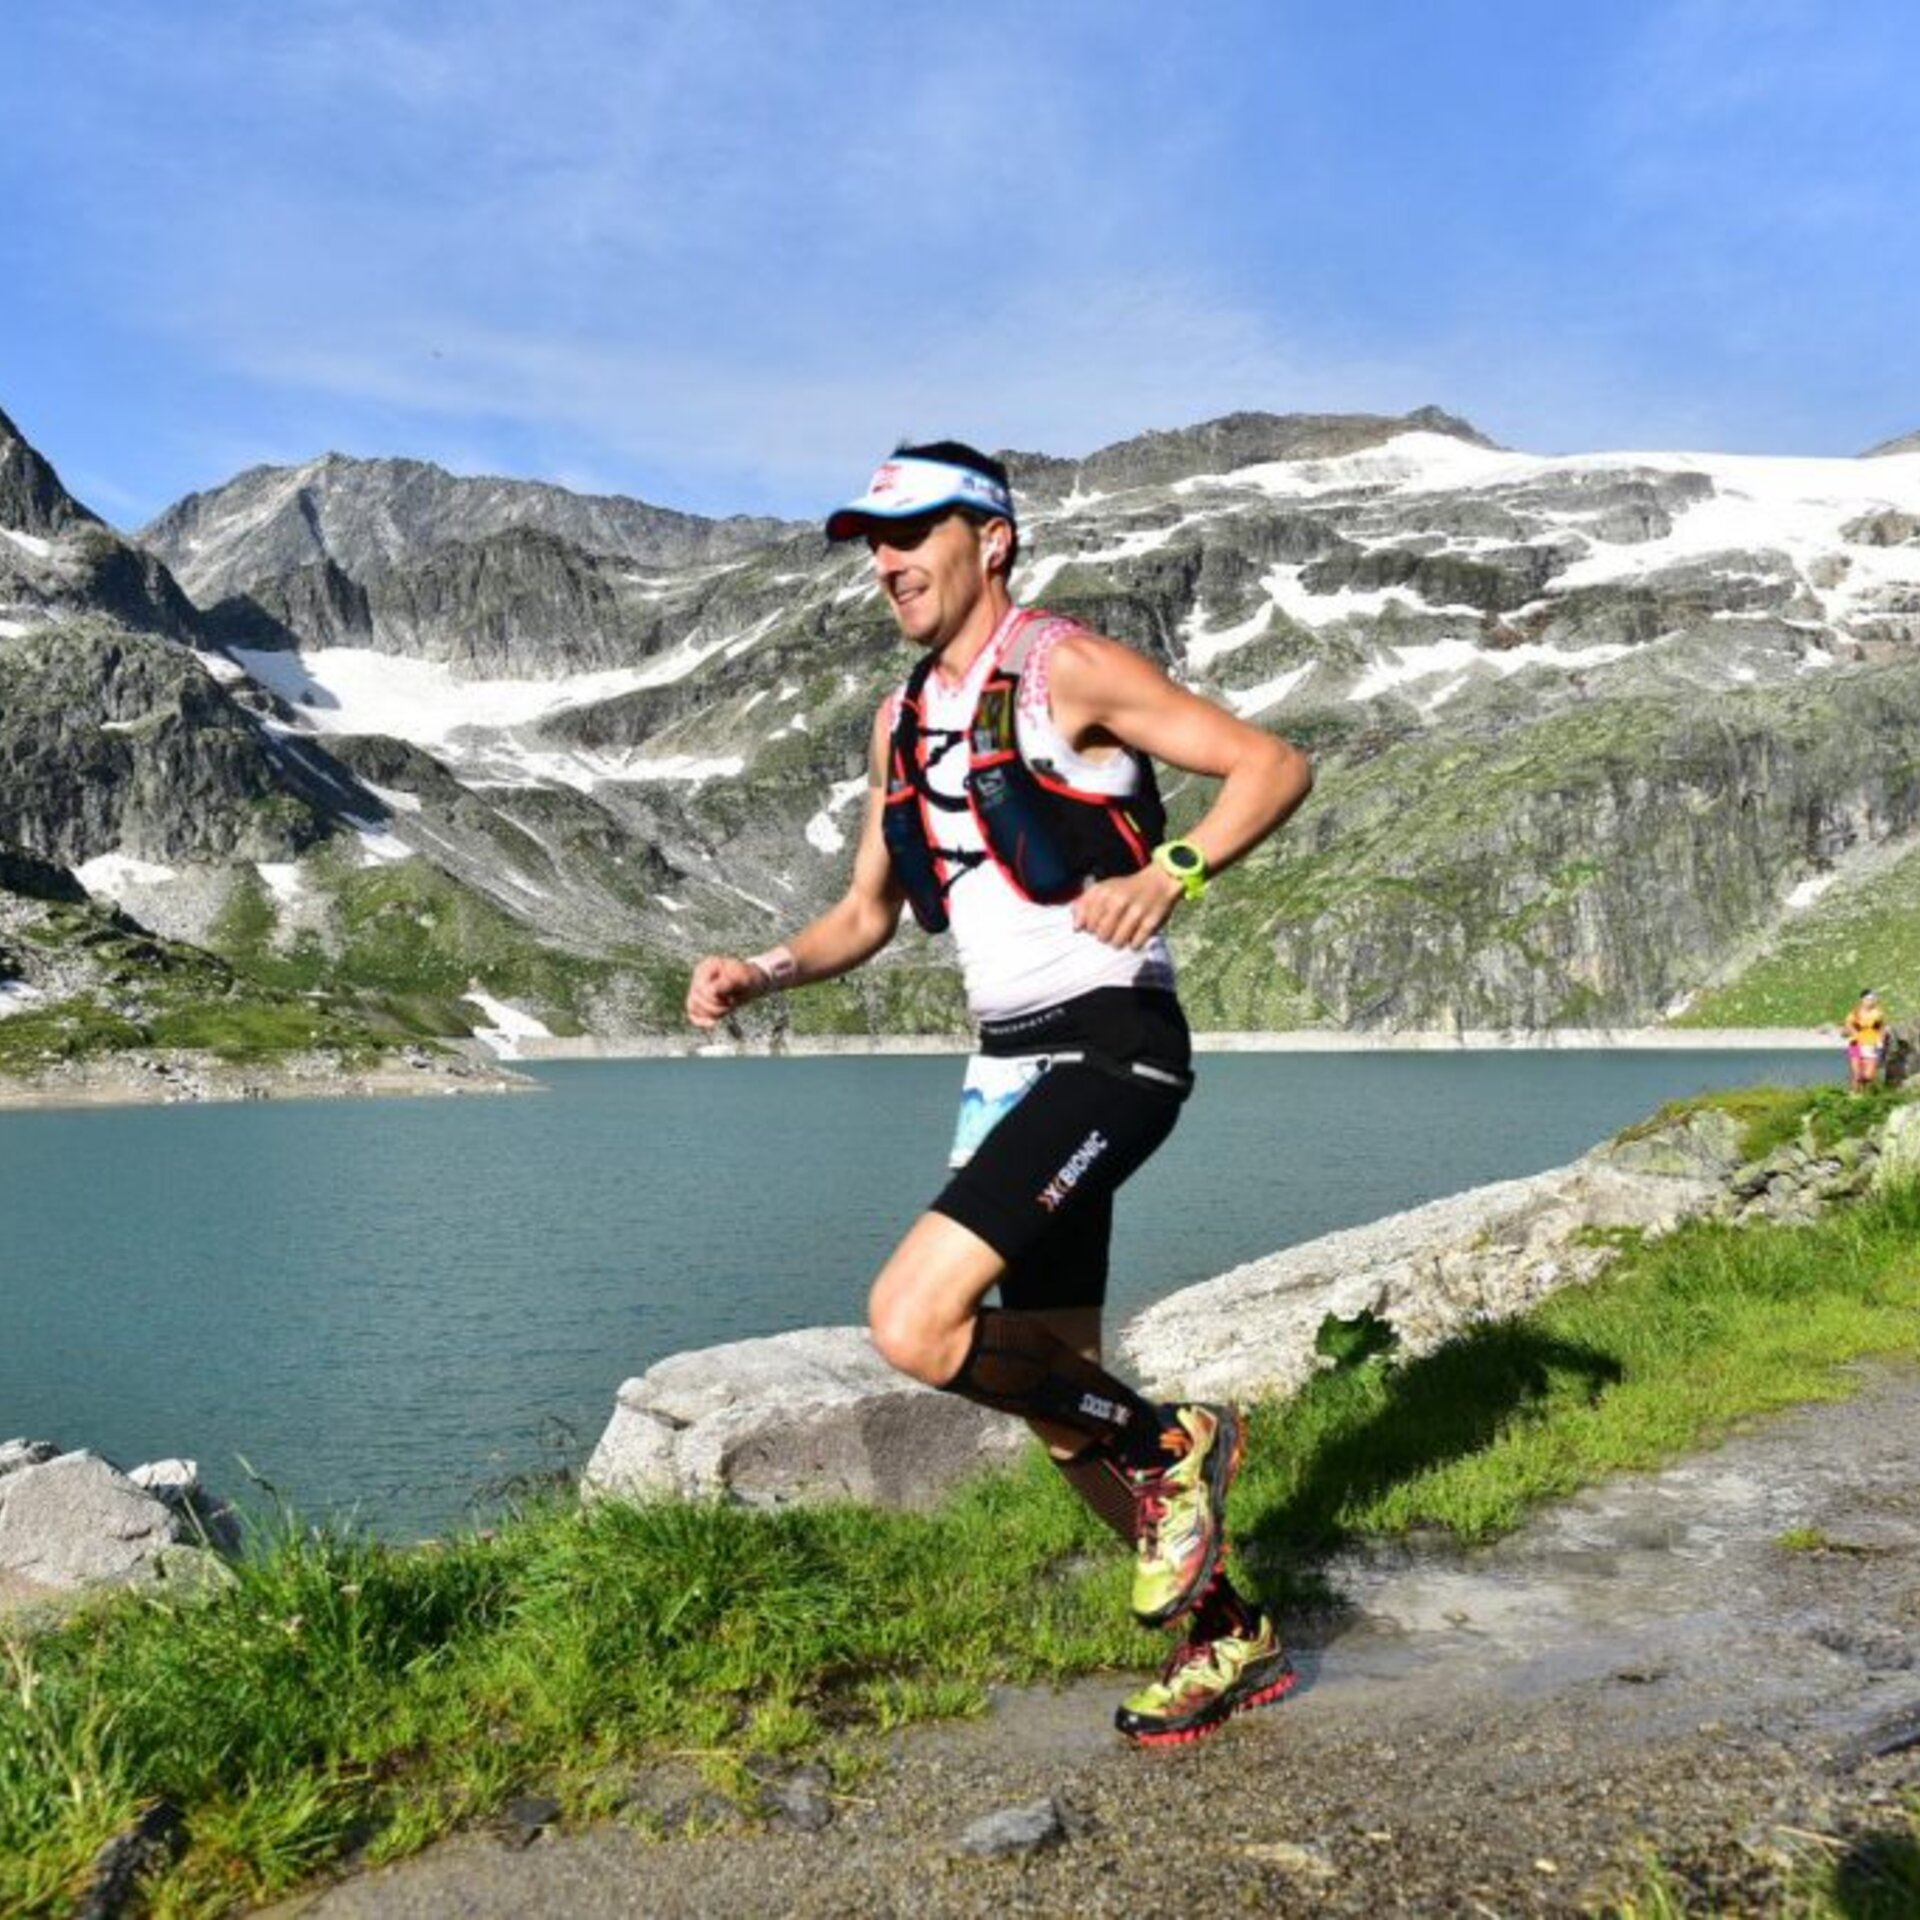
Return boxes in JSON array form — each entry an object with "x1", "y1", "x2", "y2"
[
  {"x1": 686, "y1": 954, "x2": 765, "y2": 1030},
  {"x1": 1070, "y1": 864, "x2": 1184, "y2": 950}
]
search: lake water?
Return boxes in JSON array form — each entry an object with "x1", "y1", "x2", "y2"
[{"x1": 0, "y1": 1049, "x2": 1834, "y2": 1537}]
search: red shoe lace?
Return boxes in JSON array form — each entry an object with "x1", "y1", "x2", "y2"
[
  {"x1": 1134, "y1": 1484, "x2": 1169, "y2": 1549},
  {"x1": 1162, "y1": 1639, "x2": 1204, "y2": 1680}
]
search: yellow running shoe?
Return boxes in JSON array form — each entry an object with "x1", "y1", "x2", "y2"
[
  {"x1": 1115, "y1": 1610, "x2": 1296, "y2": 1747},
  {"x1": 1129, "y1": 1403, "x2": 1243, "y2": 1627}
]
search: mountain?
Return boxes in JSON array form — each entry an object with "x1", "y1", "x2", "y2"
[
  {"x1": 0, "y1": 410, "x2": 567, "y2": 1071},
  {"x1": 143, "y1": 455, "x2": 801, "y2": 676},
  {"x1": 12, "y1": 398, "x2": 1920, "y2": 1049}
]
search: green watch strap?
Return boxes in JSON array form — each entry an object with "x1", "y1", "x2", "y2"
[{"x1": 1151, "y1": 838, "x2": 1209, "y2": 901}]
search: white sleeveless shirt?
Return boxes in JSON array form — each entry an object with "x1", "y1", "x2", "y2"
[{"x1": 895, "y1": 608, "x2": 1176, "y2": 1023}]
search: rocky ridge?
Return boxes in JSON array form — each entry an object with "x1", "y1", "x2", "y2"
[{"x1": 12, "y1": 399, "x2": 1920, "y2": 1052}]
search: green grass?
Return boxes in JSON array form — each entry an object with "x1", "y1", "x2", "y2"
[
  {"x1": 1612, "y1": 1080, "x2": 1911, "y2": 1163},
  {"x1": 5, "y1": 1180, "x2": 1919, "y2": 1915},
  {"x1": 1234, "y1": 1185, "x2": 1920, "y2": 1580}
]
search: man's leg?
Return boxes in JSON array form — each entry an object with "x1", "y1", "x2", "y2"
[
  {"x1": 1005, "y1": 1306, "x2": 1292, "y2": 1746},
  {"x1": 867, "y1": 1211, "x2": 1169, "y2": 1460},
  {"x1": 874, "y1": 1056, "x2": 1241, "y2": 1627},
  {"x1": 867, "y1": 1209, "x2": 1239, "y2": 1628},
  {"x1": 1009, "y1": 1303, "x2": 1145, "y2": 1539}
]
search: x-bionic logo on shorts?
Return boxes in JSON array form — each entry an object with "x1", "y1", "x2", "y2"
[{"x1": 1037, "y1": 1129, "x2": 1109, "y2": 1212}]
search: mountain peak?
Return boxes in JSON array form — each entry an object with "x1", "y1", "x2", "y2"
[
  {"x1": 1863, "y1": 426, "x2": 1920, "y2": 458},
  {"x1": 0, "y1": 405, "x2": 103, "y2": 538},
  {"x1": 1004, "y1": 405, "x2": 1498, "y2": 502}
]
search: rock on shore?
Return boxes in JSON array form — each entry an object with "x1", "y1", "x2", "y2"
[
  {"x1": 0, "y1": 1441, "x2": 236, "y2": 1601},
  {"x1": 1120, "y1": 1115, "x2": 1738, "y2": 1402},
  {"x1": 0, "y1": 1044, "x2": 536, "y2": 1111},
  {"x1": 584, "y1": 1326, "x2": 1027, "y2": 1509}
]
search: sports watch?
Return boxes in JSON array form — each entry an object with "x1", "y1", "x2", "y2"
[{"x1": 1151, "y1": 838, "x2": 1209, "y2": 900}]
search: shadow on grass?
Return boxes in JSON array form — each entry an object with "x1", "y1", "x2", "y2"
[
  {"x1": 1830, "y1": 1828, "x2": 1920, "y2": 1918},
  {"x1": 1236, "y1": 1321, "x2": 1624, "y2": 1617}
]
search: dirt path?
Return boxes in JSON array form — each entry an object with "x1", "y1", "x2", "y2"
[{"x1": 266, "y1": 1366, "x2": 1920, "y2": 1917}]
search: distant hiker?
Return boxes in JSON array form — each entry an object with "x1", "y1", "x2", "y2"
[
  {"x1": 687, "y1": 440, "x2": 1312, "y2": 1744},
  {"x1": 1843, "y1": 989, "x2": 1888, "y2": 1092}
]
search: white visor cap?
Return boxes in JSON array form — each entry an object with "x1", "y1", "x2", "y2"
[{"x1": 825, "y1": 456, "x2": 1015, "y2": 542}]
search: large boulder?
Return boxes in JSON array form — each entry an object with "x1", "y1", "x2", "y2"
[
  {"x1": 0, "y1": 1450, "x2": 188, "y2": 1589},
  {"x1": 584, "y1": 1326, "x2": 1028, "y2": 1510},
  {"x1": 1872, "y1": 1102, "x2": 1920, "y2": 1187},
  {"x1": 1119, "y1": 1149, "x2": 1722, "y2": 1405}
]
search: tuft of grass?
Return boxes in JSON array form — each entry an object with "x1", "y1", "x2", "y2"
[
  {"x1": 1776, "y1": 1525, "x2": 1832, "y2": 1553},
  {"x1": 1235, "y1": 1180, "x2": 1920, "y2": 1577},
  {"x1": 1608, "y1": 1796, "x2": 1920, "y2": 1918}
]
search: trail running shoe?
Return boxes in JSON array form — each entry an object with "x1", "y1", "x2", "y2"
[
  {"x1": 1129, "y1": 1403, "x2": 1243, "y2": 1627},
  {"x1": 1115, "y1": 1611, "x2": 1296, "y2": 1747}
]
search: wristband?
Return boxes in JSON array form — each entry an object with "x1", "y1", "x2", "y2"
[
  {"x1": 746, "y1": 945, "x2": 799, "y2": 991},
  {"x1": 1150, "y1": 839, "x2": 1209, "y2": 901}
]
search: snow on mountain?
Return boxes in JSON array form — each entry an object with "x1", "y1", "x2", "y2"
[{"x1": 17, "y1": 397, "x2": 1920, "y2": 1036}]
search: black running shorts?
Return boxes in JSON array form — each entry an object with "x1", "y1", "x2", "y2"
[{"x1": 931, "y1": 988, "x2": 1192, "y2": 1311}]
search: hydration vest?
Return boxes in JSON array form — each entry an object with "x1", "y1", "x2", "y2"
[{"x1": 882, "y1": 614, "x2": 1166, "y2": 935}]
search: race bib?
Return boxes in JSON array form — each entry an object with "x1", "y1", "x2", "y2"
[{"x1": 948, "y1": 1053, "x2": 1053, "y2": 1169}]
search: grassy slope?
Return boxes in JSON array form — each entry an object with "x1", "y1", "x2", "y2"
[
  {"x1": 1678, "y1": 837, "x2": 1920, "y2": 1028},
  {"x1": 4, "y1": 1086, "x2": 1918, "y2": 1914}
]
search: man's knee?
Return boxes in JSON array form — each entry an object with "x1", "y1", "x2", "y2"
[
  {"x1": 866, "y1": 1213, "x2": 1004, "y2": 1385},
  {"x1": 867, "y1": 1290, "x2": 969, "y2": 1385}
]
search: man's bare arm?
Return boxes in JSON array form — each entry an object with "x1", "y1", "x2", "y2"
[
  {"x1": 1046, "y1": 631, "x2": 1313, "y2": 950},
  {"x1": 687, "y1": 707, "x2": 906, "y2": 1028}
]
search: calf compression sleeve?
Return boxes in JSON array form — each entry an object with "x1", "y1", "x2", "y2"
[
  {"x1": 941, "y1": 1309, "x2": 1168, "y2": 1463},
  {"x1": 1054, "y1": 1443, "x2": 1138, "y2": 1543}
]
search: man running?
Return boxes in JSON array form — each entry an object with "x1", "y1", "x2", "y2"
[{"x1": 687, "y1": 440, "x2": 1313, "y2": 1744}]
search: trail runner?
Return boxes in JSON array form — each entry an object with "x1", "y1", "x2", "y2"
[
  {"x1": 687, "y1": 441, "x2": 1313, "y2": 1744},
  {"x1": 1844, "y1": 988, "x2": 1889, "y2": 1092}
]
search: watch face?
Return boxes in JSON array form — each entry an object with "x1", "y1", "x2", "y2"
[{"x1": 1166, "y1": 843, "x2": 1202, "y2": 873}]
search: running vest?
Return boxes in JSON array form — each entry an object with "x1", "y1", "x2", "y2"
[{"x1": 883, "y1": 612, "x2": 1166, "y2": 936}]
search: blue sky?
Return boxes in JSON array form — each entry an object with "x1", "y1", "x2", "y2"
[{"x1": 4, "y1": 0, "x2": 1916, "y2": 528}]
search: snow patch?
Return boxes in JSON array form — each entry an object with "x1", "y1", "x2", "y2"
[
  {"x1": 229, "y1": 620, "x2": 780, "y2": 768},
  {"x1": 1, "y1": 528, "x2": 52, "y2": 559},
  {"x1": 1183, "y1": 597, "x2": 1279, "y2": 670},
  {"x1": 804, "y1": 775, "x2": 868, "y2": 854},
  {"x1": 1226, "y1": 663, "x2": 1315, "y2": 717},
  {"x1": 257, "y1": 862, "x2": 305, "y2": 905},
  {"x1": 75, "y1": 853, "x2": 179, "y2": 895},
  {"x1": 1786, "y1": 873, "x2": 1838, "y2": 911},
  {"x1": 194, "y1": 650, "x2": 247, "y2": 684},
  {"x1": 361, "y1": 782, "x2": 423, "y2": 815},
  {"x1": 1348, "y1": 636, "x2": 1635, "y2": 706},
  {"x1": 345, "y1": 820, "x2": 414, "y2": 865},
  {"x1": 0, "y1": 979, "x2": 47, "y2": 1020},
  {"x1": 625, "y1": 753, "x2": 745, "y2": 781},
  {"x1": 462, "y1": 988, "x2": 553, "y2": 1059}
]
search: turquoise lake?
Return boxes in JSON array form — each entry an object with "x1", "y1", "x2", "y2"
[{"x1": 0, "y1": 1049, "x2": 1834, "y2": 1537}]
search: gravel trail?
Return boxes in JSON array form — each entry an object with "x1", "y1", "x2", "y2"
[{"x1": 264, "y1": 1366, "x2": 1920, "y2": 1918}]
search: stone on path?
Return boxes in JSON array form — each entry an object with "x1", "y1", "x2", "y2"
[{"x1": 955, "y1": 1797, "x2": 1067, "y2": 1857}]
